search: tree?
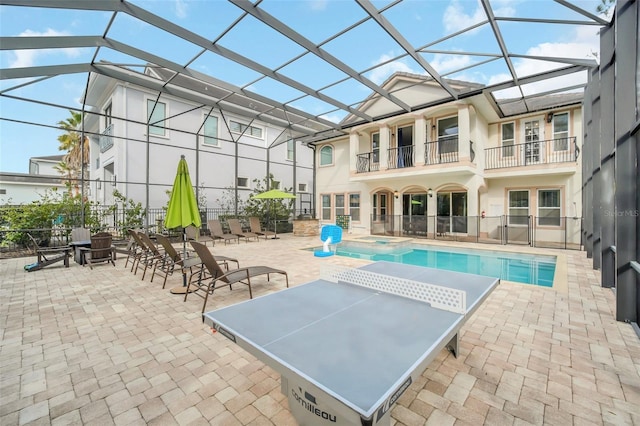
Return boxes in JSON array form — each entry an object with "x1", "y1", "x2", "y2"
[
  {"x1": 596, "y1": 0, "x2": 615, "y2": 15},
  {"x1": 57, "y1": 110, "x2": 89, "y2": 195}
]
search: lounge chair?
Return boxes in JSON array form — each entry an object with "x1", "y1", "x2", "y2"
[
  {"x1": 208, "y1": 219, "x2": 240, "y2": 245},
  {"x1": 186, "y1": 225, "x2": 214, "y2": 247},
  {"x1": 136, "y1": 232, "x2": 165, "y2": 280},
  {"x1": 24, "y1": 233, "x2": 72, "y2": 272},
  {"x1": 249, "y1": 216, "x2": 276, "y2": 240},
  {"x1": 227, "y1": 218, "x2": 259, "y2": 242},
  {"x1": 154, "y1": 234, "x2": 239, "y2": 289},
  {"x1": 79, "y1": 232, "x2": 115, "y2": 269},
  {"x1": 186, "y1": 241, "x2": 288, "y2": 314}
]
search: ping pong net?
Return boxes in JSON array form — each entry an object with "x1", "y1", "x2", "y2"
[{"x1": 321, "y1": 265, "x2": 467, "y2": 314}]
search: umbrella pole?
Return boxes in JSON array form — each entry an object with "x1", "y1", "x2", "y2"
[
  {"x1": 182, "y1": 228, "x2": 187, "y2": 286},
  {"x1": 272, "y1": 201, "x2": 278, "y2": 239}
]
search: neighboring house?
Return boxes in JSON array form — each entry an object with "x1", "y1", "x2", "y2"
[
  {"x1": 0, "y1": 155, "x2": 66, "y2": 205},
  {"x1": 83, "y1": 64, "x2": 314, "y2": 215},
  {"x1": 314, "y1": 72, "x2": 582, "y2": 247}
]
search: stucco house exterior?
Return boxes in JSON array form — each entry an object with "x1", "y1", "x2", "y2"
[
  {"x1": 314, "y1": 72, "x2": 583, "y2": 248},
  {"x1": 0, "y1": 155, "x2": 66, "y2": 205},
  {"x1": 82, "y1": 64, "x2": 315, "y2": 218}
]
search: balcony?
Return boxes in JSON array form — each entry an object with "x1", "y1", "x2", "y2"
[
  {"x1": 356, "y1": 152, "x2": 380, "y2": 173},
  {"x1": 485, "y1": 137, "x2": 578, "y2": 170},
  {"x1": 99, "y1": 123, "x2": 114, "y2": 153},
  {"x1": 425, "y1": 137, "x2": 459, "y2": 164},
  {"x1": 387, "y1": 145, "x2": 414, "y2": 169}
]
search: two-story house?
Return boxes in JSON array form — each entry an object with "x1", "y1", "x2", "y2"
[
  {"x1": 315, "y1": 72, "x2": 582, "y2": 248},
  {"x1": 82, "y1": 64, "x2": 315, "y2": 218}
]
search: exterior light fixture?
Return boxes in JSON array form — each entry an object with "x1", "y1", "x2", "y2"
[
  {"x1": 394, "y1": 190, "x2": 399, "y2": 199},
  {"x1": 427, "y1": 188, "x2": 433, "y2": 198}
]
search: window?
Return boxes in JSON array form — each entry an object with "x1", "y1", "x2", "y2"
[
  {"x1": 538, "y1": 189, "x2": 561, "y2": 226},
  {"x1": 95, "y1": 158, "x2": 100, "y2": 169},
  {"x1": 438, "y1": 116, "x2": 458, "y2": 155},
  {"x1": 335, "y1": 194, "x2": 345, "y2": 217},
  {"x1": 372, "y1": 133, "x2": 379, "y2": 163},
  {"x1": 298, "y1": 183, "x2": 307, "y2": 192},
  {"x1": 508, "y1": 190, "x2": 529, "y2": 225},
  {"x1": 230, "y1": 120, "x2": 263, "y2": 138},
  {"x1": 553, "y1": 112, "x2": 569, "y2": 150},
  {"x1": 321, "y1": 195, "x2": 331, "y2": 220},
  {"x1": 237, "y1": 177, "x2": 249, "y2": 188},
  {"x1": 287, "y1": 140, "x2": 294, "y2": 161},
  {"x1": 203, "y1": 115, "x2": 219, "y2": 146},
  {"x1": 96, "y1": 178, "x2": 101, "y2": 190},
  {"x1": 320, "y1": 145, "x2": 333, "y2": 166},
  {"x1": 147, "y1": 99, "x2": 166, "y2": 136},
  {"x1": 501, "y1": 122, "x2": 515, "y2": 156},
  {"x1": 349, "y1": 193, "x2": 360, "y2": 221},
  {"x1": 104, "y1": 103, "x2": 112, "y2": 127}
]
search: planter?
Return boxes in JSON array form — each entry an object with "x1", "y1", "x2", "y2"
[{"x1": 293, "y1": 219, "x2": 319, "y2": 237}]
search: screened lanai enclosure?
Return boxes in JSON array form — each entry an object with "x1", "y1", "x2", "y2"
[{"x1": 0, "y1": 0, "x2": 638, "y2": 328}]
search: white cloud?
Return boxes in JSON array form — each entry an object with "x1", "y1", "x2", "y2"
[
  {"x1": 309, "y1": 0, "x2": 328, "y2": 12},
  {"x1": 443, "y1": 0, "x2": 486, "y2": 34},
  {"x1": 430, "y1": 54, "x2": 472, "y2": 74},
  {"x1": 9, "y1": 29, "x2": 79, "y2": 68},
  {"x1": 369, "y1": 52, "x2": 420, "y2": 85},
  {"x1": 175, "y1": 0, "x2": 188, "y2": 19}
]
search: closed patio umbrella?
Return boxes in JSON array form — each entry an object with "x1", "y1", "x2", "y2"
[
  {"x1": 164, "y1": 155, "x2": 201, "y2": 293},
  {"x1": 252, "y1": 189, "x2": 296, "y2": 239}
]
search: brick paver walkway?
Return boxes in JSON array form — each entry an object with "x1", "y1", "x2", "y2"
[{"x1": 1, "y1": 235, "x2": 639, "y2": 425}]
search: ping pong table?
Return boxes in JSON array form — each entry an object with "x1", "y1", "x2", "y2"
[{"x1": 203, "y1": 261, "x2": 499, "y2": 426}]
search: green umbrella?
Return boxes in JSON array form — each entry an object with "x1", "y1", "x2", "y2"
[
  {"x1": 165, "y1": 155, "x2": 201, "y2": 292},
  {"x1": 252, "y1": 189, "x2": 296, "y2": 239}
]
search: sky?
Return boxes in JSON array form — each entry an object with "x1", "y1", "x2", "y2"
[{"x1": 0, "y1": 0, "x2": 609, "y2": 174}]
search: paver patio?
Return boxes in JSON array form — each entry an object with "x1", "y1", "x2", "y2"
[{"x1": 1, "y1": 235, "x2": 639, "y2": 425}]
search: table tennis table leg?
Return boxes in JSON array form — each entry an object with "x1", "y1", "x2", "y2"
[{"x1": 446, "y1": 333, "x2": 459, "y2": 358}]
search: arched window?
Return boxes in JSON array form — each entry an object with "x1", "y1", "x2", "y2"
[{"x1": 320, "y1": 145, "x2": 333, "y2": 166}]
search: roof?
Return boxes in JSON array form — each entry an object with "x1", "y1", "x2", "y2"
[
  {"x1": 0, "y1": 1, "x2": 609, "y2": 147},
  {"x1": 30, "y1": 155, "x2": 65, "y2": 163}
]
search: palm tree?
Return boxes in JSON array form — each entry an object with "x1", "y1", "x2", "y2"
[{"x1": 57, "y1": 110, "x2": 89, "y2": 195}]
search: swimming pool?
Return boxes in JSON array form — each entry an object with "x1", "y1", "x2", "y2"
[{"x1": 314, "y1": 241, "x2": 556, "y2": 287}]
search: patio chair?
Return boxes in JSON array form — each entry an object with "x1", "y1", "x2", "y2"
[
  {"x1": 136, "y1": 232, "x2": 165, "y2": 280},
  {"x1": 186, "y1": 225, "x2": 214, "y2": 247},
  {"x1": 126, "y1": 229, "x2": 148, "y2": 272},
  {"x1": 227, "y1": 218, "x2": 259, "y2": 242},
  {"x1": 24, "y1": 233, "x2": 72, "y2": 272},
  {"x1": 79, "y1": 232, "x2": 115, "y2": 269},
  {"x1": 208, "y1": 219, "x2": 240, "y2": 245},
  {"x1": 154, "y1": 234, "x2": 239, "y2": 289},
  {"x1": 249, "y1": 216, "x2": 276, "y2": 240},
  {"x1": 186, "y1": 241, "x2": 288, "y2": 314}
]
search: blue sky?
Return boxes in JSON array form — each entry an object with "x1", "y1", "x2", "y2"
[{"x1": 0, "y1": 0, "x2": 606, "y2": 173}]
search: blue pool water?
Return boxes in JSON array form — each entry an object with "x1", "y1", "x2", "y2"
[{"x1": 316, "y1": 242, "x2": 556, "y2": 287}]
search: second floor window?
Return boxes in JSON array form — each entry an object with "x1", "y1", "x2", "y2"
[
  {"x1": 320, "y1": 145, "x2": 333, "y2": 166},
  {"x1": 502, "y1": 122, "x2": 515, "y2": 157},
  {"x1": 230, "y1": 120, "x2": 263, "y2": 138},
  {"x1": 147, "y1": 100, "x2": 166, "y2": 136},
  {"x1": 104, "y1": 103, "x2": 112, "y2": 128},
  {"x1": 438, "y1": 116, "x2": 458, "y2": 154},
  {"x1": 287, "y1": 140, "x2": 294, "y2": 161},
  {"x1": 553, "y1": 112, "x2": 569, "y2": 151},
  {"x1": 372, "y1": 133, "x2": 379, "y2": 163},
  {"x1": 203, "y1": 116, "x2": 219, "y2": 146}
]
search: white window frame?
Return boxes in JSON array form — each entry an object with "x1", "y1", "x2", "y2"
[
  {"x1": 508, "y1": 190, "x2": 529, "y2": 226},
  {"x1": 349, "y1": 193, "x2": 360, "y2": 222},
  {"x1": 230, "y1": 120, "x2": 263, "y2": 139},
  {"x1": 321, "y1": 194, "x2": 331, "y2": 221},
  {"x1": 203, "y1": 115, "x2": 219, "y2": 147},
  {"x1": 319, "y1": 145, "x2": 333, "y2": 166},
  {"x1": 371, "y1": 133, "x2": 380, "y2": 164},
  {"x1": 335, "y1": 194, "x2": 345, "y2": 217},
  {"x1": 298, "y1": 183, "x2": 308, "y2": 193},
  {"x1": 146, "y1": 99, "x2": 167, "y2": 137},
  {"x1": 501, "y1": 121, "x2": 515, "y2": 157},
  {"x1": 552, "y1": 112, "x2": 570, "y2": 151},
  {"x1": 237, "y1": 177, "x2": 250, "y2": 189},
  {"x1": 287, "y1": 140, "x2": 294, "y2": 161},
  {"x1": 537, "y1": 189, "x2": 561, "y2": 226}
]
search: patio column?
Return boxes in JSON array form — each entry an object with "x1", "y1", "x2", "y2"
[
  {"x1": 349, "y1": 131, "x2": 359, "y2": 174},
  {"x1": 458, "y1": 104, "x2": 470, "y2": 161},
  {"x1": 380, "y1": 125, "x2": 390, "y2": 170},
  {"x1": 414, "y1": 116, "x2": 426, "y2": 166}
]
